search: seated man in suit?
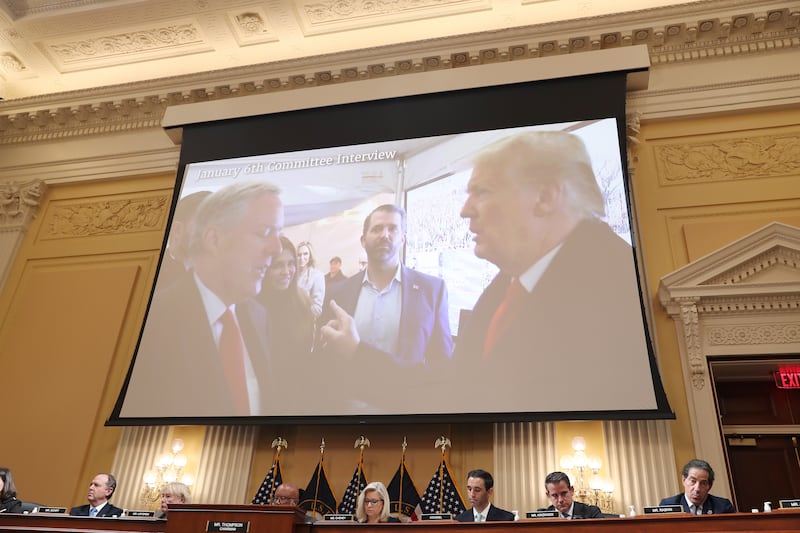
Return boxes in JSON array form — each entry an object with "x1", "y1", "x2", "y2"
[
  {"x1": 659, "y1": 459, "x2": 735, "y2": 515},
  {"x1": 69, "y1": 473, "x2": 123, "y2": 517},
  {"x1": 541, "y1": 471, "x2": 602, "y2": 519},
  {"x1": 455, "y1": 469, "x2": 515, "y2": 522}
]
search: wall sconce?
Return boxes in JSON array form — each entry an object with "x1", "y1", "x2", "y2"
[
  {"x1": 141, "y1": 438, "x2": 194, "y2": 504},
  {"x1": 559, "y1": 436, "x2": 615, "y2": 512}
]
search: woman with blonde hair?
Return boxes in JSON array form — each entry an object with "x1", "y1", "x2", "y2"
[
  {"x1": 355, "y1": 481, "x2": 399, "y2": 523},
  {"x1": 295, "y1": 241, "x2": 325, "y2": 319},
  {"x1": 158, "y1": 482, "x2": 191, "y2": 519}
]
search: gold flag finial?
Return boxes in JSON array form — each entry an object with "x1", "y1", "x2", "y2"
[
  {"x1": 354, "y1": 436, "x2": 371, "y2": 450},
  {"x1": 434, "y1": 436, "x2": 451, "y2": 454},
  {"x1": 271, "y1": 437, "x2": 288, "y2": 456}
]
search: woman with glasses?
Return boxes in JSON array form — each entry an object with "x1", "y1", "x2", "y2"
[{"x1": 355, "y1": 481, "x2": 400, "y2": 523}]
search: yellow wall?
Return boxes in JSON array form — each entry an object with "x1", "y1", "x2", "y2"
[
  {"x1": 633, "y1": 107, "x2": 800, "y2": 472},
  {"x1": 0, "y1": 174, "x2": 175, "y2": 506},
  {"x1": 1, "y1": 105, "x2": 799, "y2": 507}
]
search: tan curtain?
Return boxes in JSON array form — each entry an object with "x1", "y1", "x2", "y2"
[
  {"x1": 111, "y1": 425, "x2": 170, "y2": 510},
  {"x1": 493, "y1": 422, "x2": 557, "y2": 514},
  {"x1": 192, "y1": 425, "x2": 257, "y2": 504},
  {"x1": 603, "y1": 420, "x2": 677, "y2": 515}
]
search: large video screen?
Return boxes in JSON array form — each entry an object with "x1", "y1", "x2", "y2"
[{"x1": 112, "y1": 72, "x2": 672, "y2": 424}]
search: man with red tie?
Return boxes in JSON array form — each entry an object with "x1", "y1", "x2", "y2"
[
  {"x1": 455, "y1": 130, "x2": 653, "y2": 412},
  {"x1": 125, "y1": 181, "x2": 284, "y2": 418}
]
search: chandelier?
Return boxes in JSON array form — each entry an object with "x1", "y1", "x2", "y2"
[
  {"x1": 141, "y1": 438, "x2": 194, "y2": 504},
  {"x1": 559, "y1": 436, "x2": 615, "y2": 513}
]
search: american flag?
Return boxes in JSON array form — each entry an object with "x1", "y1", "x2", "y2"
[
  {"x1": 387, "y1": 458, "x2": 422, "y2": 521},
  {"x1": 420, "y1": 459, "x2": 465, "y2": 515},
  {"x1": 337, "y1": 460, "x2": 367, "y2": 514},
  {"x1": 251, "y1": 457, "x2": 283, "y2": 504}
]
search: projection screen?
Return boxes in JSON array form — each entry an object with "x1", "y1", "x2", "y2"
[{"x1": 111, "y1": 71, "x2": 672, "y2": 424}]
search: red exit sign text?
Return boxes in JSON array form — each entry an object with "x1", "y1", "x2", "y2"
[{"x1": 774, "y1": 370, "x2": 800, "y2": 389}]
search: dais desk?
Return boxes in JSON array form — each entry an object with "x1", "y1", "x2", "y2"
[{"x1": 3, "y1": 507, "x2": 799, "y2": 533}]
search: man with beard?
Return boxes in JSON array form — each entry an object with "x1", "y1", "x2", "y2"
[
  {"x1": 319, "y1": 204, "x2": 452, "y2": 367},
  {"x1": 125, "y1": 181, "x2": 284, "y2": 417}
]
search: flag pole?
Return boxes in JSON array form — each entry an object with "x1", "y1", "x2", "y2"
[
  {"x1": 434, "y1": 436, "x2": 451, "y2": 514},
  {"x1": 269, "y1": 437, "x2": 288, "y2": 504},
  {"x1": 354, "y1": 435, "x2": 370, "y2": 485},
  {"x1": 399, "y1": 437, "x2": 408, "y2": 509},
  {"x1": 313, "y1": 438, "x2": 326, "y2": 513}
]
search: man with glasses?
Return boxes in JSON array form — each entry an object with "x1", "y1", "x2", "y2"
[
  {"x1": 272, "y1": 483, "x2": 300, "y2": 506},
  {"x1": 659, "y1": 459, "x2": 735, "y2": 515}
]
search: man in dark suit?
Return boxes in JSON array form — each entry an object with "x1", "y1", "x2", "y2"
[
  {"x1": 659, "y1": 459, "x2": 735, "y2": 515},
  {"x1": 123, "y1": 181, "x2": 283, "y2": 417},
  {"x1": 317, "y1": 204, "x2": 453, "y2": 413},
  {"x1": 69, "y1": 473, "x2": 123, "y2": 517},
  {"x1": 319, "y1": 204, "x2": 452, "y2": 366},
  {"x1": 156, "y1": 190, "x2": 211, "y2": 290},
  {"x1": 541, "y1": 471, "x2": 602, "y2": 520},
  {"x1": 454, "y1": 469, "x2": 514, "y2": 522},
  {"x1": 455, "y1": 130, "x2": 655, "y2": 413}
]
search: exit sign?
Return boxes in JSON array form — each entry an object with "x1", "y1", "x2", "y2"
[{"x1": 774, "y1": 370, "x2": 800, "y2": 389}]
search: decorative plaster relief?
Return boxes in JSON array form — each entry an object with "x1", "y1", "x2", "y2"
[
  {"x1": 296, "y1": 0, "x2": 490, "y2": 35},
  {"x1": 0, "y1": 180, "x2": 46, "y2": 232},
  {"x1": 227, "y1": 9, "x2": 278, "y2": 46},
  {"x1": 654, "y1": 133, "x2": 800, "y2": 184},
  {"x1": 706, "y1": 322, "x2": 800, "y2": 345},
  {"x1": 2, "y1": 5, "x2": 799, "y2": 144},
  {"x1": 42, "y1": 21, "x2": 210, "y2": 72},
  {"x1": 44, "y1": 195, "x2": 169, "y2": 238},
  {"x1": 679, "y1": 301, "x2": 706, "y2": 390},
  {"x1": 0, "y1": 52, "x2": 26, "y2": 74},
  {"x1": 704, "y1": 247, "x2": 800, "y2": 285}
]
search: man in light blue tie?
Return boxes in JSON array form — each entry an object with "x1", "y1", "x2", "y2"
[
  {"x1": 454, "y1": 469, "x2": 515, "y2": 522},
  {"x1": 69, "y1": 473, "x2": 123, "y2": 517}
]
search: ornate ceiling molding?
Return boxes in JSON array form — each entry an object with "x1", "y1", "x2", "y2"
[{"x1": 1, "y1": 2, "x2": 798, "y2": 145}]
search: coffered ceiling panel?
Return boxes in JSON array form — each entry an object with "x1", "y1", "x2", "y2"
[
  {"x1": 293, "y1": 0, "x2": 491, "y2": 36},
  {"x1": 40, "y1": 18, "x2": 212, "y2": 72}
]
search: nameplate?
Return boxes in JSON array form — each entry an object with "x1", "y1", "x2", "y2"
[
  {"x1": 36, "y1": 507, "x2": 67, "y2": 514},
  {"x1": 323, "y1": 514, "x2": 354, "y2": 521},
  {"x1": 779, "y1": 499, "x2": 800, "y2": 509},
  {"x1": 125, "y1": 510, "x2": 156, "y2": 517},
  {"x1": 421, "y1": 513, "x2": 452, "y2": 520},
  {"x1": 643, "y1": 505, "x2": 683, "y2": 514},
  {"x1": 526, "y1": 510, "x2": 559, "y2": 519},
  {"x1": 207, "y1": 521, "x2": 249, "y2": 532}
]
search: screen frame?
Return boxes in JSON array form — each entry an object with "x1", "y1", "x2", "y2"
[{"x1": 109, "y1": 68, "x2": 673, "y2": 426}]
